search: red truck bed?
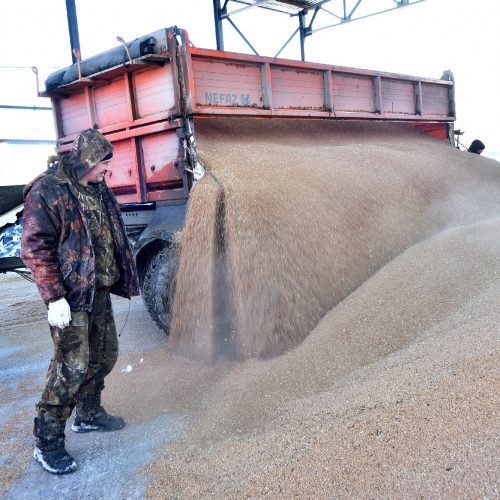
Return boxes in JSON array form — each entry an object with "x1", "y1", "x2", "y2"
[{"x1": 42, "y1": 27, "x2": 455, "y2": 205}]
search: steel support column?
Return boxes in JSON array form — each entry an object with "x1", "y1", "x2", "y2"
[
  {"x1": 65, "y1": 0, "x2": 81, "y2": 63},
  {"x1": 298, "y1": 10, "x2": 307, "y2": 61},
  {"x1": 213, "y1": 0, "x2": 225, "y2": 50}
]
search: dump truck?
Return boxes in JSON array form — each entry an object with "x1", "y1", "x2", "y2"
[{"x1": 0, "y1": 26, "x2": 456, "y2": 331}]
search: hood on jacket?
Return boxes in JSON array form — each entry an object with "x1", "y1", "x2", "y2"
[
  {"x1": 70, "y1": 128, "x2": 114, "y2": 179},
  {"x1": 24, "y1": 129, "x2": 114, "y2": 199}
]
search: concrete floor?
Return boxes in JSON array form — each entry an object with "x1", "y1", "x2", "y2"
[{"x1": 0, "y1": 272, "x2": 184, "y2": 499}]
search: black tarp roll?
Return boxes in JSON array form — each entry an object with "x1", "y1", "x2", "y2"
[{"x1": 45, "y1": 28, "x2": 173, "y2": 92}]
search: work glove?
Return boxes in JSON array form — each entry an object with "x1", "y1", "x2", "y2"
[{"x1": 48, "y1": 298, "x2": 72, "y2": 329}]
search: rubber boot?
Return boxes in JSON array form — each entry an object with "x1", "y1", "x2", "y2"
[
  {"x1": 33, "y1": 414, "x2": 77, "y2": 474},
  {"x1": 72, "y1": 392, "x2": 125, "y2": 433}
]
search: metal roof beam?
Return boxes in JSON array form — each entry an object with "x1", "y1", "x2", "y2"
[
  {"x1": 0, "y1": 105, "x2": 52, "y2": 111},
  {"x1": 226, "y1": 17, "x2": 260, "y2": 55},
  {"x1": 223, "y1": 0, "x2": 272, "y2": 18},
  {"x1": 230, "y1": 0, "x2": 330, "y2": 15},
  {"x1": 314, "y1": 0, "x2": 425, "y2": 34},
  {"x1": 215, "y1": 0, "x2": 426, "y2": 60},
  {"x1": 230, "y1": 0, "x2": 301, "y2": 14}
]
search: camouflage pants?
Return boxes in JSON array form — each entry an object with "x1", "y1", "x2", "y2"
[{"x1": 36, "y1": 288, "x2": 118, "y2": 422}]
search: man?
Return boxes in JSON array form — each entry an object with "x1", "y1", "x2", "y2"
[
  {"x1": 467, "y1": 139, "x2": 485, "y2": 155},
  {"x1": 21, "y1": 128, "x2": 139, "y2": 474}
]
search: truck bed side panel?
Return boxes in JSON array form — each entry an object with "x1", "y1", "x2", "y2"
[
  {"x1": 332, "y1": 75, "x2": 375, "y2": 113},
  {"x1": 193, "y1": 58, "x2": 263, "y2": 108},
  {"x1": 271, "y1": 67, "x2": 324, "y2": 110},
  {"x1": 187, "y1": 47, "x2": 454, "y2": 121},
  {"x1": 382, "y1": 80, "x2": 415, "y2": 115},
  {"x1": 421, "y1": 83, "x2": 449, "y2": 116}
]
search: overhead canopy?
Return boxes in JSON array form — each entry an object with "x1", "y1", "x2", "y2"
[
  {"x1": 231, "y1": 0, "x2": 331, "y2": 14},
  {"x1": 214, "y1": 0, "x2": 425, "y2": 60}
]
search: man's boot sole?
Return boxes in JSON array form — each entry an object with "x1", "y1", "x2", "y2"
[
  {"x1": 33, "y1": 447, "x2": 77, "y2": 474},
  {"x1": 71, "y1": 422, "x2": 125, "y2": 433},
  {"x1": 71, "y1": 423, "x2": 101, "y2": 433}
]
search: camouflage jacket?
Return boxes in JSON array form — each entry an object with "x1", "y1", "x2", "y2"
[{"x1": 21, "y1": 160, "x2": 139, "y2": 311}]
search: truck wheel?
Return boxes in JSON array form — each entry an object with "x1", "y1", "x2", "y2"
[{"x1": 141, "y1": 246, "x2": 178, "y2": 333}]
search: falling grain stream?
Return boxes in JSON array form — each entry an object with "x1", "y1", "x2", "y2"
[{"x1": 169, "y1": 118, "x2": 500, "y2": 360}]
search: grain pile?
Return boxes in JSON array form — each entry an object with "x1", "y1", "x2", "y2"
[
  {"x1": 169, "y1": 118, "x2": 500, "y2": 360},
  {"x1": 147, "y1": 217, "x2": 500, "y2": 498}
]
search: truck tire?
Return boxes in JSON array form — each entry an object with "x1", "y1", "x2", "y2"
[{"x1": 141, "y1": 245, "x2": 178, "y2": 333}]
